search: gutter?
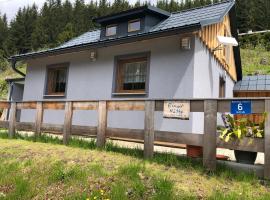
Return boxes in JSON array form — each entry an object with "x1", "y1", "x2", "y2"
[{"x1": 11, "y1": 59, "x2": 25, "y2": 77}]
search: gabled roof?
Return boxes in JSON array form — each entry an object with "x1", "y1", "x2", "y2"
[
  {"x1": 94, "y1": 5, "x2": 170, "y2": 24},
  {"x1": 10, "y1": 0, "x2": 235, "y2": 61},
  {"x1": 234, "y1": 75, "x2": 270, "y2": 92}
]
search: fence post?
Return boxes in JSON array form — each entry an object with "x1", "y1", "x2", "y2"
[
  {"x1": 8, "y1": 102, "x2": 16, "y2": 138},
  {"x1": 63, "y1": 102, "x2": 73, "y2": 145},
  {"x1": 203, "y1": 100, "x2": 217, "y2": 171},
  {"x1": 144, "y1": 100, "x2": 155, "y2": 159},
  {"x1": 35, "y1": 102, "x2": 43, "y2": 138},
  {"x1": 264, "y1": 100, "x2": 270, "y2": 179},
  {"x1": 97, "y1": 101, "x2": 107, "y2": 148}
]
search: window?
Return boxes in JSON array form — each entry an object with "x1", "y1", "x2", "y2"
[
  {"x1": 180, "y1": 37, "x2": 191, "y2": 50},
  {"x1": 106, "y1": 25, "x2": 117, "y2": 36},
  {"x1": 115, "y1": 56, "x2": 148, "y2": 94},
  {"x1": 45, "y1": 65, "x2": 68, "y2": 96},
  {"x1": 219, "y1": 77, "x2": 226, "y2": 98},
  {"x1": 128, "y1": 19, "x2": 141, "y2": 32}
]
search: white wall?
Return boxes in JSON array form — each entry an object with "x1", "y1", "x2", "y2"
[
  {"x1": 21, "y1": 35, "x2": 196, "y2": 132},
  {"x1": 192, "y1": 37, "x2": 235, "y2": 133}
]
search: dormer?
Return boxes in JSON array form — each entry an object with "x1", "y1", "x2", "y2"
[{"x1": 94, "y1": 6, "x2": 170, "y2": 40}]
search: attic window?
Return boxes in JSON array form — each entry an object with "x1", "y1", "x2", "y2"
[
  {"x1": 106, "y1": 24, "x2": 117, "y2": 36},
  {"x1": 128, "y1": 19, "x2": 141, "y2": 32}
]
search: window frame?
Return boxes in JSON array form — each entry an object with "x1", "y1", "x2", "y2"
[
  {"x1": 128, "y1": 19, "x2": 141, "y2": 33},
  {"x1": 44, "y1": 63, "x2": 69, "y2": 98},
  {"x1": 105, "y1": 24, "x2": 117, "y2": 37},
  {"x1": 112, "y1": 52, "x2": 150, "y2": 97}
]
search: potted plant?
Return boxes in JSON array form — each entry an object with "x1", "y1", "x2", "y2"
[{"x1": 219, "y1": 113, "x2": 266, "y2": 165}]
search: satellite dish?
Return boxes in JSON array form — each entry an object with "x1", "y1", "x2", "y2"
[{"x1": 217, "y1": 36, "x2": 238, "y2": 47}]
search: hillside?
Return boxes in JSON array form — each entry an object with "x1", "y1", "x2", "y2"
[
  {"x1": 241, "y1": 47, "x2": 270, "y2": 76},
  {"x1": 0, "y1": 135, "x2": 269, "y2": 200}
]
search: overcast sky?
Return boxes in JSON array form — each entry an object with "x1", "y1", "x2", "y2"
[{"x1": 0, "y1": 0, "x2": 157, "y2": 22}]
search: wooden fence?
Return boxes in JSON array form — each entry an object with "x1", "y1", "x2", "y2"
[{"x1": 0, "y1": 99, "x2": 269, "y2": 179}]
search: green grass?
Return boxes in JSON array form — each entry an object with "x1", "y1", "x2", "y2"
[
  {"x1": 241, "y1": 47, "x2": 270, "y2": 76},
  {"x1": 0, "y1": 130, "x2": 269, "y2": 199}
]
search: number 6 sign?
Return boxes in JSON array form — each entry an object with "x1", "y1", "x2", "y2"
[{"x1": 231, "y1": 100, "x2": 251, "y2": 114}]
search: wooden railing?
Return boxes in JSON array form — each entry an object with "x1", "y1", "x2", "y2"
[{"x1": 0, "y1": 98, "x2": 269, "y2": 179}]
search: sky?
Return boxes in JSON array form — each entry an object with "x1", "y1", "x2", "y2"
[{"x1": 0, "y1": 0, "x2": 156, "y2": 22}]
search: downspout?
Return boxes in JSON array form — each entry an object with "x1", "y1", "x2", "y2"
[
  {"x1": 11, "y1": 59, "x2": 25, "y2": 77},
  {"x1": 6, "y1": 82, "x2": 14, "y2": 120}
]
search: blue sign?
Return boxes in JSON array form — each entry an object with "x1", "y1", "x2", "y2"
[{"x1": 231, "y1": 100, "x2": 252, "y2": 114}]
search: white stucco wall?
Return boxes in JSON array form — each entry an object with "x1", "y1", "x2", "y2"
[
  {"x1": 20, "y1": 35, "x2": 235, "y2": 134},
  {"x1": 192, "y1": 37, "x2": 235, "y2": 133},
  {"x1": 21, "y1": 35, "x2": 195, "y2": 132}
]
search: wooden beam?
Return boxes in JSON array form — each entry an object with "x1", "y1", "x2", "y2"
[
  {"x1": 203, "y1": 100, "x2": 217, "y2": 171},
  {"x1": 264, "y1": 100, "x2": 270, "y2": 179},
  {"x1": 107, "y1": 101, "x2": 145, "y2": 111},
  {"x1": 155, "y1": 131, "x2": 203, "y2": 146},
  {"x1": 63, "y1": 102, "x2": 73, "y2": 145},
  {"x1": 17, "y1": 102, "x2": 37, "y2": 109},
  {"x1": 144, "y1": 101, "x2": 155, "y2": 158},
  {"x1": 72, "y1": 102, "x2": 98, "y2": 110},
  {"x1": 34, "y1": 102, "x2": 43, "y2": 137},
  {"x1": 97, "y1": 101, "x2": 107, "y2": 148},
  {"x1": 217, "y1": 137, "x2": 264, "y2": 152},
  {"x1": 0, "y1": 102, "x2": 10, "y2": 109},
  {"x1": 43, "y1": 102, "x2": 65, "y2": 110},
  {"x1": 0, "y1": 120, "x2": 9, "y2": 129},
  {"x1": 8, "y1": 102, "x2": 17, "y2": 138},
  {"x1": 16, "y1": 122, "x2": 35, "y2": 131}
]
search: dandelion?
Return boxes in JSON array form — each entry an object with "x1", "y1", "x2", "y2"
[
  {"x1": 86, "y1": 198, "x2": 90, "y2": 200},
  {"x1": 94, "y1": 196, "x2": 97, "y2": 200}
]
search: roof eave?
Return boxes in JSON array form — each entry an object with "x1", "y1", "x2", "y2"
[{"x1": 10, "y1": 23, "x2": 201, "y2": 62}]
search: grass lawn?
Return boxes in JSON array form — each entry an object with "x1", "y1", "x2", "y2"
[
  {"x1": 241, "y1": 47, "x2": 270, "y2": 76},
  {"x1": 0, "y1": 131, "x2": 269, "y2": 200}
]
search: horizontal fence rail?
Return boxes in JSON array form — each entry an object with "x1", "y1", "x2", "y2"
[{"x1": 0, "y1": 98, "x2": 269, "y2": 179}]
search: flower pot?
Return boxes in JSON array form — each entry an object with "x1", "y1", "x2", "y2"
[
  {"x1": 234, "y1": 150, "x2": 257, "y2": 165},
  {"x1": 186, "y1": 145, "x2": 203, "y2": 158}
]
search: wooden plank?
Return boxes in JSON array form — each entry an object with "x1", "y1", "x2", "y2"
[
  {"x1": 43, "y1": 102, "x2": 65, "y2": 110},
  {"x1": 0, "y1": 120, "x2": 9, "y2": 129},
  {"x1": 217, "y1": 100, "x2": 230, "y2": 113},
  {"x1": 217, "y1": 137, "x2": 264, "y2": 152},
  {"x1": 107, "y1": 101, "x2": 145, "y2": 111},
  {"x1": 0, "y1": 102, "x2": 10, "y2": 109},
  {"x1": 34, "y1": 102, "x2": 43, "y2": 137},
  {"x1": 8, "y1": 103, "x2": 16, "y2": 138},
  {"x1": 97, "y1": 101, "x2": 107, "y2": 147},
  {"x1": 16, "y1": 122, "x2": 35, "y2": 131},
  {"x1": 41, "y1": 123, "x2": 63, "y2": 134},
  {"x1": 71, "y1": 125, "x2": 97, "y2": 136},
  {"x1": 264, "y1": 100, "x2": 270, "y2": 179},
  {"x1": 72, "y1": 102, "x2": 98, "y2": 110},
  {"x1": 144, "y1": 101, "x2": 155, "y2": 158},
  {"x1": 155, "y1": 131, "x2": 203, "y2": 146},
  {"x1": 63, "y1": 102, "x2": 73, "y2": 145},
  {"x1": 106, "y1": 127, "x2": 144, "y2": 140},
  {"x1": 17, "y1": 102, "x2": 37, "y2": 109},
  {"x1": 203, "y1": 100, "x2": 217, "y2": 171}
]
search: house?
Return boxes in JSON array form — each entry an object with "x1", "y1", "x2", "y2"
[{"x1": 8, "y1": 0, "x2": 242, "y2": 134}]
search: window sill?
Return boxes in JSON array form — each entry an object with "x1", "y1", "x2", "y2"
[
  {"x1": 43, "y1": 94, "x2": 66, "y2": 98},
  {"x1": 112, "y1": 92, "x2": 147, "y2": 96}
]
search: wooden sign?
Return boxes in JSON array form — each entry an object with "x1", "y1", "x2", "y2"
[{"x1": 163, "y1": 101, "x2": 190, "y2": 120}]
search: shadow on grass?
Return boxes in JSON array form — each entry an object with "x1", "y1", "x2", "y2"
[{"x1": 0, "y1": 129, "x2": 260, "y2": 183}]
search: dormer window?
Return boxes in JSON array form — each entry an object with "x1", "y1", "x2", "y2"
[
  {"x1": 106, "y1": 24, "x2": 117, "y2": 36},
  {"x1": 128, "y1": 19, "x2": 141, "y2": 32}
]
